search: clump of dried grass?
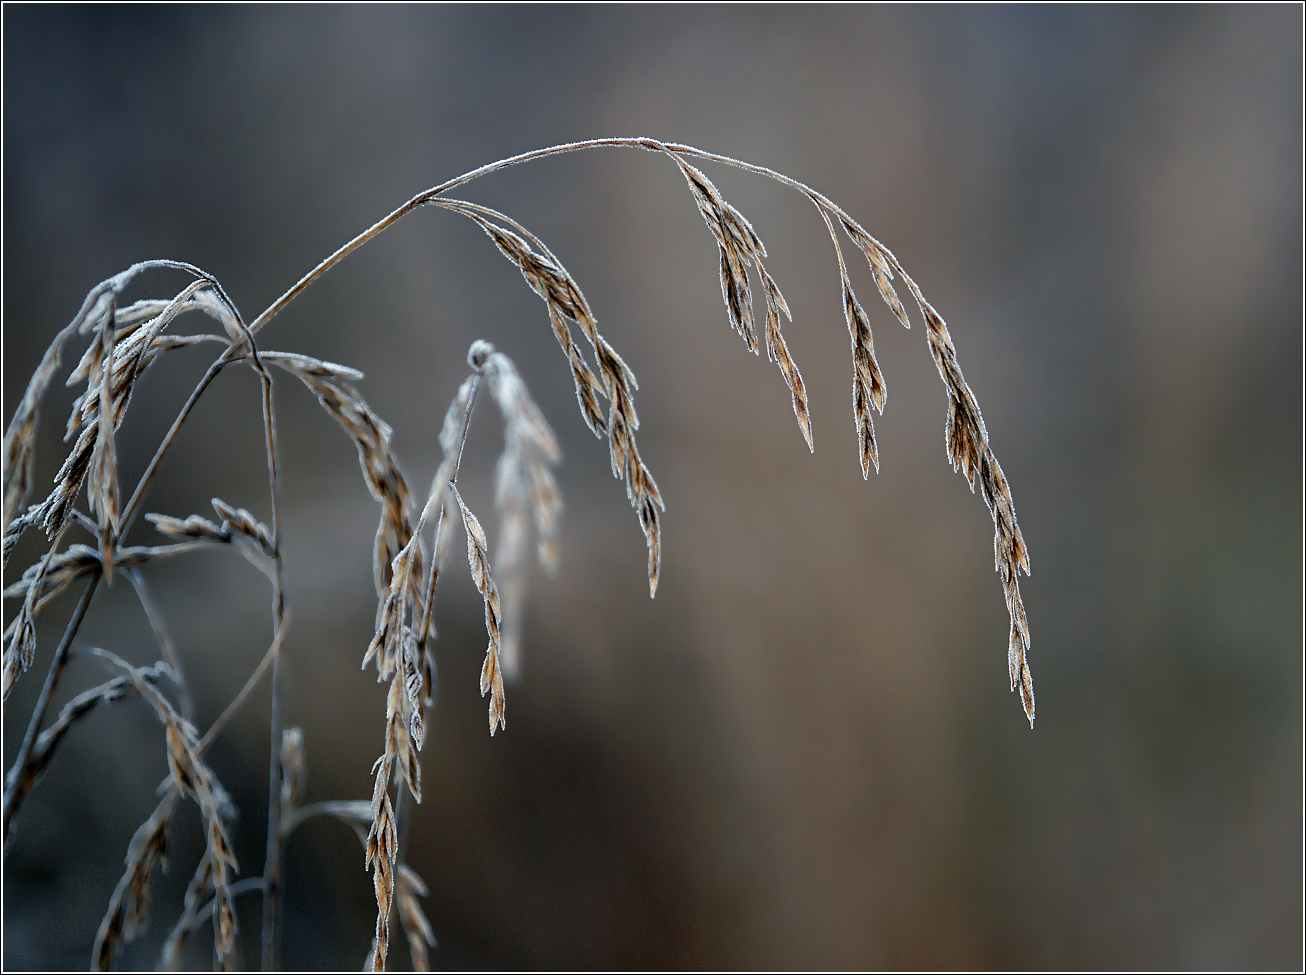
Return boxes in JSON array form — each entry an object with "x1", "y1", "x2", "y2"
[{"x1": 2, "y1": 137, "x2": 1033, "y2": 972}]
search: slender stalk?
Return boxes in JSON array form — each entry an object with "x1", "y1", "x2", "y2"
[
  {"x1": 2, "y1": 568, "x2": 101, "y2": 851},
  {"x1": 260, "y1": 573, "x2": 285, "y2": 971},
  {"x1": 244, "y1": 316, "x2": 288, "y2": 970},
  {"x1": 124, "y1": 567, "x2": 191, "y2": 722},
  {"x1": 280, "y1": 799, "x2": 372, "y2": 838},
  {"x1": 119, "y1": 349, "x2": 236, "y2": 537},
  {"x1": 186, "y1": 877, "x2": 267, "y2": 932},
  {"x1": 163, "y1": 874, "x2": 266, "y2": 969},
  {"x1": 198, "y1": 621, "x2": 285, "y2": 756},
  {"x1": 245, "y1": 138, "x2": 874, "y2": 341}
]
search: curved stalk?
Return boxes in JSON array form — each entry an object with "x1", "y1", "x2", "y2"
[{"x1": 246, "y1": 138, "x2": 883, "y2": 340}]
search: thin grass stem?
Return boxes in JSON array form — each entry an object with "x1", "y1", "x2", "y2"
[
  {"x1": 246, "y1": 138, "x2": 863, "y2": 339},
  {"x1": 119, "y1": 351, "x2": 235, "y2": 537},
  {"x1": 124, "y1": 567, "x2": 191, "y2": 722},
  {"x1": 197, "y1": 620, "x2": 286, "y2": 756},
  {"x1": 2, "y1": 568, "x2": 101, "y2": 851}
]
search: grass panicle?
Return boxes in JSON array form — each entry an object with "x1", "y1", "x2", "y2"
[{"x1": 1, "y1": 137, "x2": 1034, "y2": 972}]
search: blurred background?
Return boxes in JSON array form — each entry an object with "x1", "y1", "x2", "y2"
[{"x1": 3, "y1": 6, "x2": 1300, "y2": 970}]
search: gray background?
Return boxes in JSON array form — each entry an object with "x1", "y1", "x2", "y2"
[{"x1": 3, "y1": 5, "x2": 1301, "y2": 970}]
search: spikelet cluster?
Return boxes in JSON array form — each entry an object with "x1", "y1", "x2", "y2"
[
  {"x1": 208, "y1": 498, "x2": 277, "y2": 557},
  {"x1": 90, "y1": 654, "x2": 238, "y2": 970},
  {"x1": 155, "y1": 729, "x2": 305, "y2": 968},
  {"x1": 665, "y1": 150, "x2": 814, "y2": 451},
  {"x1": 159, "y1": 702, "x2": 239, "y2": 967},
  {"x1": 270, "y1": 352, "x2": 416, "y2": 596},
  {"x1": 357, "y1": 356, "x2": 486, "y2": 973},
  {"x1": 909, "y1": 285, "x2": 1033, "y2": 723},
  {"x1": 431, "y1": 200, "x2": 664, "y2": 595},
  {"x1": 4, "y1": 543, "x2": 102, "y2": 604},
  {"x1": 481, "y1": 346, "x2": 561, "y2": 679},
  {"x1": 358, "y1": 340, "x2": 560, "y2": 969},
  {"x1": 831, "y1": 212, "x2": 1034, "y2": 723},
  {"x1": 455, "y1": 487, "x2": 505, "y2": 735},
  {"x1": 6, "y1": 278, "x2": 236, "y2": 552},
  {"x1": 2, "y1": 266, "x2": 244, "y2": 701},
  {"x1": 396, "y1": 864, "x2": 438, "y2": 971},
  {"x1": 93, "y1": 791, "x2": 178, "y2": 971},
  {"x1": 362, "y1": 537, "x2": 424, "y2": 973},
  {"x1": 355, "y1": 370, "x2": 483, "y2": 971}
]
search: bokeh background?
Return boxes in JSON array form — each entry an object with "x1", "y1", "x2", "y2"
[{"x1": 3, "y1": 6, "x2": 1301, "y2": 971}]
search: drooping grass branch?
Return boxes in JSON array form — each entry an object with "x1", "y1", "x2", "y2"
[{"x1": 2, "y1": 137, "x2": 1033, "y2": 973}]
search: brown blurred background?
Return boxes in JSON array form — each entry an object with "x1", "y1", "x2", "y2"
[{"x1": 3, "y1": 6, "x2": 1301, "y2": 971}]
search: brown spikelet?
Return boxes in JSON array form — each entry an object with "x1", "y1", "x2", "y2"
[
  {"x1": 759, "y1": 266, "x2": 813, "y2": 451},
  {"x1": 893, "y1": 272, "x2": 1035, "y2": 725},
  {"x1": 210, "y1": 498, "x2": 276, "y2": 557},
  {"x1": 133, "y1": 660, "x2": 239, "y2": 965},
  {"x1": 670, "y1": 155, "x2": 763, "y2": 350},
  {"x1": 837, "y1": 215, "x2": 911, "y2": 329},
  {"x1": 365, "y1": 758, "x2": 397, "y2": 972},
  {"x1": 366, "y1": 763, "x2": 397, "y2": 872},
  {"x1": 3, "y1": 526, "x2": 88, "y2": 700},
  {"x1": 454, "y1": 488, "x2": 504, "y2": 734},
  {"x1": 273, "y1": 355, "x2": 416, "y2": 596},
  {"x1": 402, "y1": 636, "x2": 426, "y2": 750},
  {"x1": 87, "y1": 299, "x2": 121, "y2": 577},
  {"x1": 844, "y1": 277, "x2": 886, "y2": 477},
  {"x1": 387, "y1": 665, "x2": 422, "y2": 802},
  {"x1": 3, "y1": 305, "x2": 92, "y2": 537},
  {"x1": 809, "y1": 199, "x2": 890, "y2": 479},
  {"x1": 93, "y1": 791, "x2": 177, "y2": 971},
  {"x1": 719, "y1": 244, "x2": 758, "y2": 351},
  {"x1": 548, "y1": 305, "x2": 608, "y2": 437},
  {"x1": 2, "y1": 504, "x2": 44, "y2": 569},
  {"x1": 666, "y1": 151, "x2": 815, "y2": 452},
  {"x1": 37, "y1": 423, "x2": 94, "y2": 538},
  {"x1": 146, "y1": 512, "x2": 232, "y2": 543},
  {"x1": 253, "y1": 350, "x2": 364, "y2": 381},
  {"x1": 396, "y1": 863, "x2": 437, "y2": 971},
  {"x1": 872, "y1": 266, "x2": 910, "y2": 328},
  {"x1": 362, "y1": 588, "x2": 399, "y2": 677},
  {"x1": 2, "y1": 613, "x2": 34, "y2": 701},
  {"x1": 363, "y1": 535, "x2": 424, "y2": 681},
  {"x1": 160, "y1": 845, "x2": 216, "y2": 970}
]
